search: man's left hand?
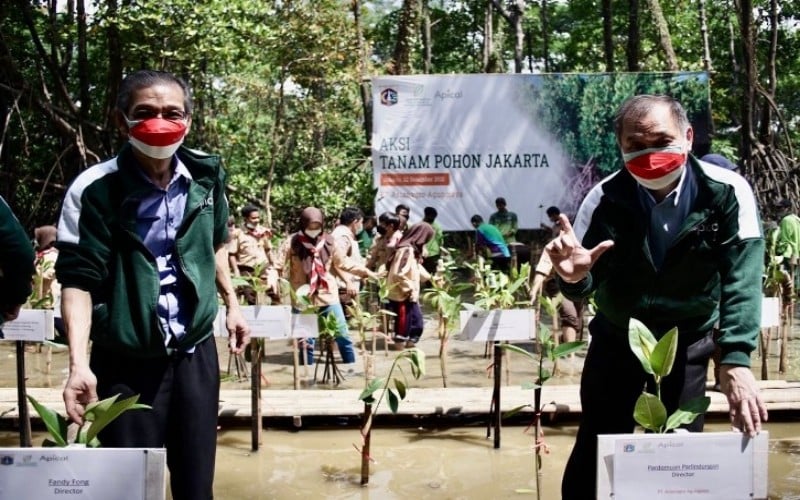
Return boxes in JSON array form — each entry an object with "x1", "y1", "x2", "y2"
[
  {"x1": 719, "y1": 365, "x2": 768, "y2": 437},
  {"x1": 226, "y1": 306, "x2": 250, "y2": 354}
]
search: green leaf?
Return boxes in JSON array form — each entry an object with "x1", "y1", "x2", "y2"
[
  {"x1": 650, "y1": 327, "x2": 678, "y2": 377},
  {"x1": 628, "y1": 318, "x2": 657, "y2": 375},
  {"x1": 27, "y1": 395, "x2": 68, "y2": 447},
  {"x1": 553, "y1": 341, "x2": 586, "y2": 359},
  {"x1": 502, "y1": 404, "x2": 531, "y2": 419},
  {"x1": 499, "y1": 343, "x2": 537, "y2": 362},
  {"x1": 403, "y1": 347, "x2": 426, "y2": 378},
  {"x1": 358, "y1": 377, "x2": 385, "y2": 401},
  {"x1": 387, "y1": 389, "x2": 399, "y2": 413},
  {"x1": 83, "y1": 394, "x2": 119, "y2": 423},
  {"x1": 394, "y1": 378, "x2": 407, "y2": 400},
  {"x1": 521, "y1": 381, "x2": 541, "y2": 390},
  {"x1": 664, "y1": 397, "x2": 711, "y2": 432},
  {"x1": 85, "y1": 394, "x2": 151, "y2": 444},
  {"x1": 633, "y1": 392, "x2": 667, "y2": 432}
]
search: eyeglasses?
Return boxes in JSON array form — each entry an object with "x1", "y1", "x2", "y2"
[{"x1": 129, "y1": 108, "x2": 188, "y2": 121}]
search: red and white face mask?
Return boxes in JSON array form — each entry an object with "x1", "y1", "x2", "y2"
[
  {"x1": 124, "y1": 116, "x2": 187, "y2": 159},
  {"x1": 622, "y1": 144, "x2": 687, "y2": 190}
]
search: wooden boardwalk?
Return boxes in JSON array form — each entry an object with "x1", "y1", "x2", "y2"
[{"x1": 2, "y1": 380, "x2": 798, "y2": 423}]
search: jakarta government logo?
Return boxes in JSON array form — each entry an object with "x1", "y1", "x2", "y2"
[
  {"x1": 380, "y1": 88, "x2": 398, "y2": 106},
  {"x1": 0, "y1": 455, "x2": 13, "y2": 465},
  {"x1": 623, "y1": 444, "x2": 635, "y2": 453}
]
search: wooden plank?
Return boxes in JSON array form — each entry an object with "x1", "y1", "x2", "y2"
[{"x1": 2, "y1": 382, "x2": 799, "y2": 421}]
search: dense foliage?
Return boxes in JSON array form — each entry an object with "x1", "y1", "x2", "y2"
[{"x1": 1, "y1": 0, "x2": 797, "y2": 231}]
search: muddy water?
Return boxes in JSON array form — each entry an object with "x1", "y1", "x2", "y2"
[
  {"x1": 1, "y1": 309, "x2": 799, "y2": 498},
  {"x1": 2, "y1": 422, "x2": 799, "y2": 499}
]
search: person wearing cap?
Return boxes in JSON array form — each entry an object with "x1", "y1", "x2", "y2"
[
  {"x1": 229, "y1": 205, "x2": 279, "y2": 304},
  {"x1": 55, "y1": 69, "x2": 249, "y2": 500},
  {"x1": 0, "y1": 197, "x2": 36, "y2": 338},
  {"x1": 548, "y1": 95, "x2": 767, "y2": 499}
]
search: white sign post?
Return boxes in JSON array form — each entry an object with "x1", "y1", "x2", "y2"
[
  {"x1": 597, "y1": 432, "x2": 769, "y2": 499},
  {"x1": 458, "y1": 309, "x2": 536, "y2": 342},
  {"x1": 760, "y1": 296, "x2": 780, "y2": 328},
  {"x1": 0, "y1": 309, "x2": 54, "y2": 342},
  {"x1": 0, "y1": 447, "x2": 166, "y2": 500},
  {"x1": 458, "y1": 308, "x2": 536, "y2": 450}
]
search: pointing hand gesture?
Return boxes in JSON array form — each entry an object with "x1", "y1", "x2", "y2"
[{"x1": 545, "y1": 214, "x2": 614, "y2": 283}]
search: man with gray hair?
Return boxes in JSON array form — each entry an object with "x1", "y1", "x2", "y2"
[
  {"x1": 56, "y1": 69, "x2": 249, "y2": 500},
  {"x1": 546, "y1": 95, "x2": 767, "y2": 499}
]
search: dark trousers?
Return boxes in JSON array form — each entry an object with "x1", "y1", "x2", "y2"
[
  {"x1": 490, "y1": 255, "x2": 511, "y2": 274},
  {"x1": 388, "y1": 299, "x2": 424, "y2": 343},
  {"x1": 422, "y1": 255, "x2": 440, "y2": 278},
  {"x1": 561, "y1": 317, "x2": 714, "y2": 500},
  {"x1": 91, "y1": 335, "x2": 220, "y2": 500}
]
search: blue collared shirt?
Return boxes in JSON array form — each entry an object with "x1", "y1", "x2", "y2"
[
  {"x1": 135, "y1": 159, "x2": 193, "y2": 347},
  {"x1": 637, "y1": 164, "x2": 698, "y2": 270}
]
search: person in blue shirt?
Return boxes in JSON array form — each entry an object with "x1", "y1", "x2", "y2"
[{"x1": 470, "y1": 215, "x2": 510, "y2": 273}]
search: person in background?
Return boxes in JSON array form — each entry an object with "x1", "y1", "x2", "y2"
[
  {"x1": 541, "y1": 206, "x2": 563, "y2": 238},
  {"x1": 549, "y1": 94, "x2": 767, "y2": 499},
  {"x1": 774, "y1": 198, "x2": 800, "y2": 292},
  {"x1": 56, "y1": 69, "x2": 249, "y2": 500},
  {"x1": 489, "y1": 196, "x2": 518, "y2": 244},
  {"x1": 33, "y1": 225, "x2": 64, "y2": 338},
  {"x1": 286, "y1": 207, "x2": 376, "y2": 365},
  {"x1": 357, "y1": 215, "x2": 376, "y2": 257},
  {"x1": 229, "y1": 205, "x2": 277, "y2": 304},
  {"x1": 366, "y1": 211, "x2": 403, "y2": 272},
  {"x1": 331, "y1": 206, "x2": 365, "y2": 320},
  {"x1": 0, "y1": 196, "x2": 36, "y2": 337},
  {"x1": 395, "y1": 203, "x2": 411, "y2": 231},
  {"x1": 385, "y1": 222, "x2": 435, "y2": 347},
  {"x1": 470, "y1": 214, "x2": 511, "y2": 273},
  {"x1": 422, "y1": 206, "x2": 444, "y2": 277}
]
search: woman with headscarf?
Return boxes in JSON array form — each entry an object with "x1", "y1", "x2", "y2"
[
  {"x1": 385, "y1": 222, "x2": 435, "y2": 346},
  {"x1": 286, "y1": 207, "x2": 376, "y2": 365}
]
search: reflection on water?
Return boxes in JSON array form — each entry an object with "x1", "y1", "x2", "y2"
[{"x1": 4, "y1": 422, "x2": 796, "y2": 499}]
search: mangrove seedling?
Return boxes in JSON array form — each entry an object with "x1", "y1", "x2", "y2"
[
  {"x1": 628, "y1": 318, "x2": 711, "y2": 433},
  {"x1": 356, "y1": 347, "x2": 425, "y2": 486},
  {"x1": 27, "y1": 393, "x2": 150, "y2": 447},
  {"x1": 422, "y1": 249, "x2": 469, "y2": 388},
  {"x1": 501, "y1": 308, "x2": 586, "y2": 500}
]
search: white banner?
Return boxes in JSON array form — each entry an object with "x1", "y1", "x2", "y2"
[
  {"x1": 371, "y1": 73, "x2": 710, "y2": 231},
  {"x1": 372, "y1": 75, "x2": 571, "y2": 231}
]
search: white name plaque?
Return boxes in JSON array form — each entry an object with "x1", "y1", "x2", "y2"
[
  {"x1": 598, "y1": 432, "x2": 768, "y2": 499},
  {"x1": 458, "y1": 309, "x2": 535, "y2": 342},
  {"x1": 760, "y1": 296, "x2": 780, "y2": 328},
  {"x1": 0, "y1": 309, "x2": 54, "y2": 342},
  {"x1": 0, "y1": 447, "x2": 165, "y2": 499},
  {"x1": 291, "y1": 313, "x2": 320, "y2": 339}
]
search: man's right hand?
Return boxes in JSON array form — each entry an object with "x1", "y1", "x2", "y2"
[
  {"x1": 545, "y1": 214, "x2": 614, "y2": 283},
  {"x1": 63, "y1": 364, "x2": 98, "y2": 425}
]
